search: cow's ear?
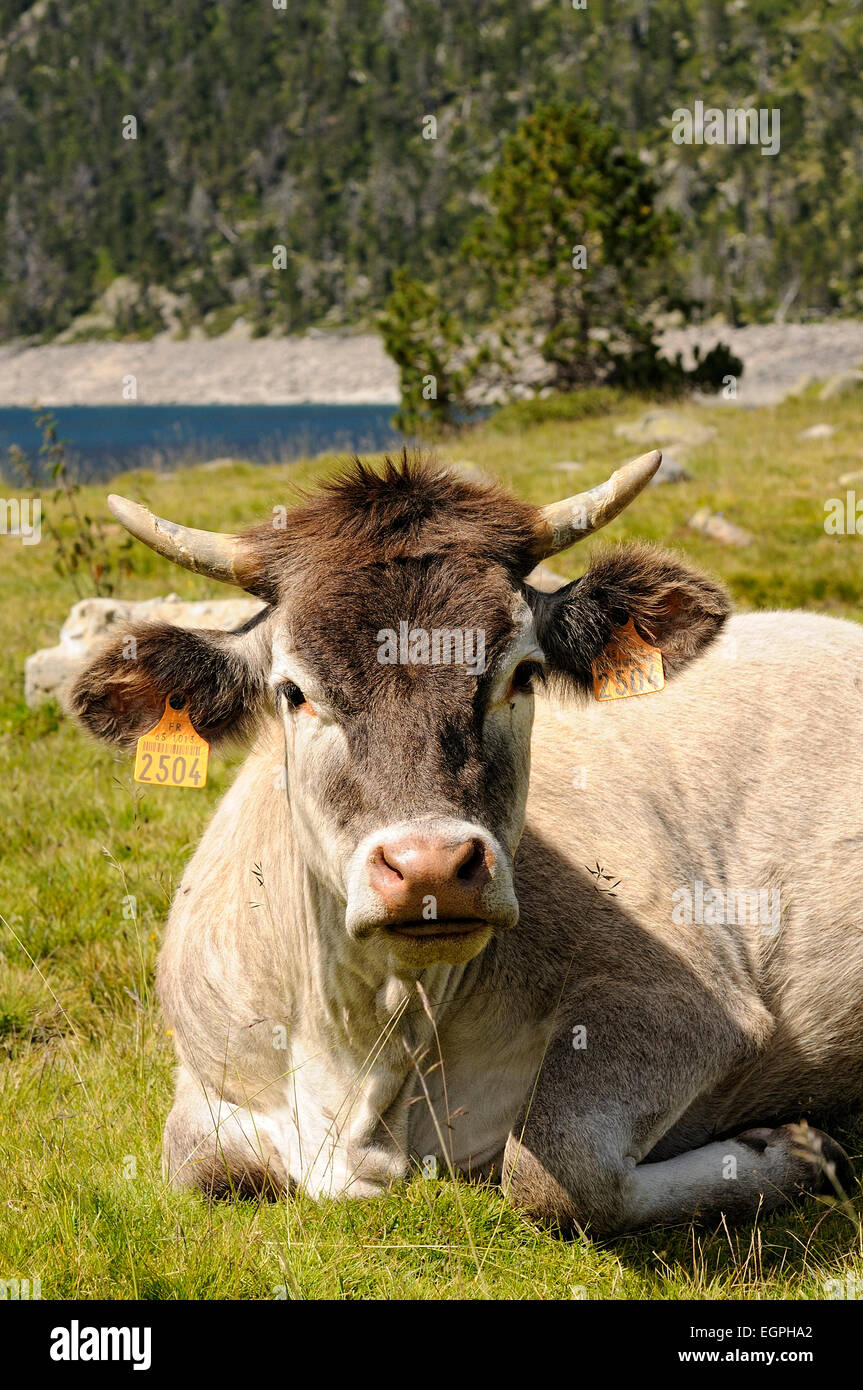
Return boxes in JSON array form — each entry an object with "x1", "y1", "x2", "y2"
[
  {"x1": 69, "y1": 621, "x2": 270, "y2": 751},
  {"x1": 529, "y1": 544, "x2": 731, "y2": 695}
]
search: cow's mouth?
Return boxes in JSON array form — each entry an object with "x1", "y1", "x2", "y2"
[
  {"x1": 386, "y1": 918, "x2": 488, "y2": 940},
  {"x1": 383, "y1": 916, "x2": 495, "y2": 965}
]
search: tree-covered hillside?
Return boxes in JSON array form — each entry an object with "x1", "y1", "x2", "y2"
[{"x1": 1, "y1": 0, "x2": 861, "y2": 341}]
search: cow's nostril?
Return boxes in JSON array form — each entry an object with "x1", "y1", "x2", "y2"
[
  {"x1": 374, "y1": 848, "x2": 404, "y2": 884},
  {"x1": 457, "y1": 840, "x2": 488, "y2": 883}
]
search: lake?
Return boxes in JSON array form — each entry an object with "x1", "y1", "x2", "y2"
[{"x1": 0, "y1": 404, "x2": 405, "y2": 484}]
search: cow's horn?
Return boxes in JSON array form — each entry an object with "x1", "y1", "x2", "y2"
[
  {"x1": 107, "y1": 494, "x2": 264, "y2": 594},
  {"x1": 533, "y1": 450, "x2": 662, "y2": 559}
]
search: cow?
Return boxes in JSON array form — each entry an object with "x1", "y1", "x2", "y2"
[{"x1": 70, "y1": 449, "x2": 863, "y2": 1235}]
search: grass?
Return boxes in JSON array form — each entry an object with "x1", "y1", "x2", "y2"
[{"x1": 1, "y1": 386, "x2": 862, "y2": 1299}]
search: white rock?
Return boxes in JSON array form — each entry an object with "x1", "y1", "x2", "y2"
[
  {"x1": 614, "y1": 410, "x2": 716, "y2": 448},
  {"x1": 688, "y1": 509, "x2": 753, "y2": 548},
  {"x1": 797, "y1": 423, "x2": 835, "y2": 440},
  {"x1": 649, "y1": 452, "x2": 692, "y2": 485},
  {"x1": 24, "y1": 594, "x2": 266, "y2": 707},
  {"x1": 524, "y1": 564, "x2": 567, "y2": 593}
]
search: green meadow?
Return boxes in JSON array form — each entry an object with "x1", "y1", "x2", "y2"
[{"x1": 1, "y1": 387, "x2": 862, "y2": 1300}]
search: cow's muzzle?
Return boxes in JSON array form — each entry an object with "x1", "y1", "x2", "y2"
[{"x1": 345, "y1": 817, "x2": 519, "y2": 964}]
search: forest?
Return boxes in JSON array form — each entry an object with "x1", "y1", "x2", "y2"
[{"x1": 0, "y1": 0, "x2": 861, "y2": 341}]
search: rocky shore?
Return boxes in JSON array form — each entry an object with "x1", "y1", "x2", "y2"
[
  {"x1": 0, "y1": 330, "x2": 400, "y2": 407},
  {"x1": 1, "y1": 321, "x2": 863, "y2": 409}
]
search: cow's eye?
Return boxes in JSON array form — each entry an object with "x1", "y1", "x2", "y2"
[
  {"x1": 510, "y1": 660, "x2": 545, "y2": 694},
  {"x1": 279, "y1": 681, "x2": 307, "y2": 710}
]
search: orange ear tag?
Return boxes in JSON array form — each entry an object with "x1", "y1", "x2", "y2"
[
  {"x1": 134, "y1": 696, "x2": 209, "y2": 788},
  {"x1": 592, "y1": 617, "x2": 665, "y2": 702}
]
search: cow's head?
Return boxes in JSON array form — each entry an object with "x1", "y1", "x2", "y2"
[{"x1": 71, "y1": 451, "x2": 729, "y2": 968}]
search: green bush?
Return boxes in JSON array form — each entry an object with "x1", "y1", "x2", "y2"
[{"x1": 488, "y1": 386, "x2": 624, "y2": 431}]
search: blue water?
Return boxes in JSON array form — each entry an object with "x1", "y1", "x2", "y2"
[{"x1": 0, "y1": 404, "x2": 406, "y2": 483}]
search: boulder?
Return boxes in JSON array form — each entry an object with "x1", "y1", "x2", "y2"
[
  {"x1": 524, "y1": 564, "x2": 567, "y2": 593},
  {"x1": 25, "y1": 594, "x2": 266, "y2": 708},
  {"x1": 442, "y1": 459, "x2": 494, "y2": 483},
  {"x1": 649, "y1": 451, "x2": 692, "y2": 486},
  {"x1": 797, "y1": 423, "x2": 835, "y2": 440},
  {"x1": 688, "y1": 508, "x2": 753, "y2": 548},
  {"x1": 613, "y1": 410, "x2": 716, "y2": 449}
]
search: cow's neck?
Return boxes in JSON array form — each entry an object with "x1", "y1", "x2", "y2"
[
  {"x1": 169, "y1": 734, "x2": 514, "y2": 1193},
  {"x1": 287, "y1": 847, "x2": 480, "y2": 1068},
  {"x1": 263, "y1": 835, "x2": 489, "y2": 1192}
]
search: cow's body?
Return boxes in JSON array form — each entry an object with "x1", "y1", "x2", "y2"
[
  {"x1": 72, "y1": 455, "x2": 861, "y2": 1230},
  {"x1": 156, "y1": 606, "x2": 863, "y2": 1228}
]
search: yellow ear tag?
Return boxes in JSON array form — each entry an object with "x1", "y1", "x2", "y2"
[
  {"x1": 134, "y1": 696, "x2": 209, "y2": 788},
  {"x1": 592, "y1": 617, "x2": 665, "y2": 702}
]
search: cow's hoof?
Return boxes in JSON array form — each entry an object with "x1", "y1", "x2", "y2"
[{"x1": 739, "y1": 1122, "x2": 855, "y2": 1197}]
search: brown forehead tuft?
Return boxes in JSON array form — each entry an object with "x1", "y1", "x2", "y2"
[
  {"x1": 287, "y1": 556, "x2": 524, "y2": 712},
  {"x1": 242, "y1": 449, "x2": 543, "y2": 603}
]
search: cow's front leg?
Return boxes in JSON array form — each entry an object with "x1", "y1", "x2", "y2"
[
  {"x1": 163, "y1": 1066, "x2": 288, "y2": 1198},
  {"x1": 504, "y1": 1118, "x2": 852, "y2": 1235},
  {"x1": 165, "y1": 1060, "x2": 413, "y2": 1202}
]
